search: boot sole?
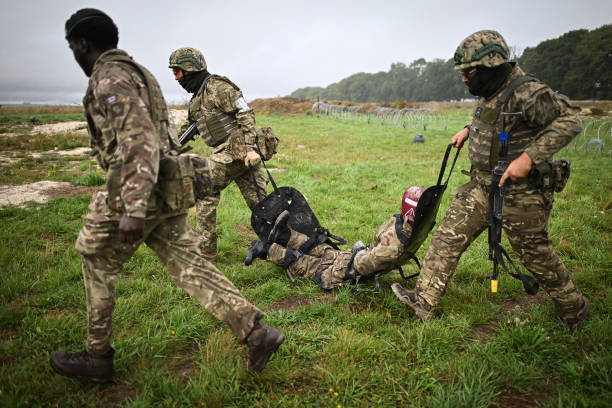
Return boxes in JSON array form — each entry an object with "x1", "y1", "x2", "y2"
[{"x1": 249, "y1": 333, "x2": 285, "y2": 373}]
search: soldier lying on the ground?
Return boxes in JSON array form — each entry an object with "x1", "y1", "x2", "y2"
[{"x1": 244, "y1": 186, "x2": 425, "y2": 289}]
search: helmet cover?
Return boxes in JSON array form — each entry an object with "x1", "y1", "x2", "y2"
[
  {"x1": 453, "y1": 30, "x2": 509, "y2": 70},
  {"x1": 169, "y1": 47, "x2": 207, "y2": 72}
]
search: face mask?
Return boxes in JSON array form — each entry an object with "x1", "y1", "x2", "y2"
[
  {"x1": 466, "y1": 63, "x2": 512, "y2": 98},
  {"x1": 178, "y1": 70, "x2": 209, "y2": 93}
]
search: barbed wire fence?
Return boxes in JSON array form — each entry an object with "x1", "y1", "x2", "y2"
[
  {"x1": 312, "y1": 101, "x2": 611, "y2": 156},
  {"x1": 570, "y1": 119, "x2": 612, "y2": 156},
  {"x1": 311, "y1": 101, "x2": 449, "y2": 131}
]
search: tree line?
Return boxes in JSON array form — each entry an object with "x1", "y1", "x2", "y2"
[{"x1": 290, "y1": 25, "x2": 611, "y2": 102}]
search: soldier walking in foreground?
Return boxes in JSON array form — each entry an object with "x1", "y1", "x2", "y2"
[
  {"x1": 50, "y1": 9, "x2": 283, "y2": 382},
  {"x1": 245, "y1": 186, "x2": 425, "y2": 290},
  {"x1": 392, "y1": 30, "x2": 589, "y2": 329},
  {"x1": 169, "y1": 47, "x2": 267, "y2": 260}
]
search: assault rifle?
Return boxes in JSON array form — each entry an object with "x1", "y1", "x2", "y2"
[
  {"x1": 487, "y1": 112, "x2": 539, "y2": 295},
  {"x1": 178, "y1": 122, "x2": 199, "y2": 146}
]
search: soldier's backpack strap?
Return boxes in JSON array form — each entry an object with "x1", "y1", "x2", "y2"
[
  {"x1": 495, "y1": 75, "x2": 538, "y2": 110},
  {"x1": 105, "y1": 54, "x2": 169, "y2": 124}
]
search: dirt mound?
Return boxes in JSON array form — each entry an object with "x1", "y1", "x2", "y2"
[{"x1": 249, "y1": 97, "x2": 317, "y2": 115}]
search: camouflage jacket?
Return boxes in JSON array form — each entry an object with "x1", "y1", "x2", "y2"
[
  {"x1": 183, "y1": 75, "x2": 256, "y2": 159},
  {"x1": 83, "y1": 49, "x2": 174, "y2": 218},
  {"x1": 468, "y1": 64, "x2": 582, "y2": 186}
]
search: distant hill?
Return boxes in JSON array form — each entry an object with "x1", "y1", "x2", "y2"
[{"x1": 290, "y1": 25, "x2": 611, "y2": 102}]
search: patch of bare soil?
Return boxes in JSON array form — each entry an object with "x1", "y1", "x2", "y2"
[
  {"x1": 167, "y1": 344, "x2": 200, "y2": 384},
  {"x1": 499, "y1": 291, "x2": 546, "y2": 315},
  {"x1": 268, "y1": 293, "x2": 333, "y2": 311},
  {"x1": 471, "y1": 292, "x2": 547, "y2": 342},
  {"x1": 31, "y1": 146, "x2": 91, "y2": 159},
  {"x1": 0, "y1": 181, "x2": 94, "y2": 208},
  {"x1": 497, "y1": 387, "x2": 553, "y2": 408},
  {"x1": 31, "y1": 121, "x2": 87, "y2": 134},
  {"x1": 249, "y1": 97, "x2": 317, "y2": 115},
  {"x1": 169, "y1": 109, "x2": 187, "y2": 127},
  {"x1": 0, "y1": 151, "x2": 19, "y2": 166},
  {"x1": 86, "y1": 381, "x2": 142, "y2": 407}
]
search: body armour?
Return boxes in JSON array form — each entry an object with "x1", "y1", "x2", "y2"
[
  {"x1": 83, "y1": 49, "x2": 177, "y2": 216},
  {"x1": 188, "y1": 75, "x2": 242, "y2": 147},
  {"x1": 468, "y1": 65, "x2": 539, "y2": 183}
]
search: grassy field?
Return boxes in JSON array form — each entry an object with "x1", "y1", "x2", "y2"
[{"x1": 0, "y1": 108, "x2": 610, "y2": 407}]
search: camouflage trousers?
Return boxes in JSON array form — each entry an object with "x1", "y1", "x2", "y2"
[
  {"x1": 196, "y1": 155, "x2": 267, "y2": 257},
  {"x1": 267, "y1": 224, "x2": 403, "y2": 289},
  {"x1": 75, "y1": 191, "x2": 264, "y2": 356},
  {"x1": 415, "y1": 180, "x2": 585, "y2": 315}
]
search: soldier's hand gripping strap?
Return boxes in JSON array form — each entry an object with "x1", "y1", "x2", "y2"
[{"x1": 254, "y1": 127, "x2": 279, "y2": 161}]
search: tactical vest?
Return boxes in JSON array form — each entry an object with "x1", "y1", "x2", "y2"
[
  {"x1": 84, "y1": 50, "x2": 175, "y2": 167},
  {"x1": 189, "y1": 75, "x2": 242, "y2": 147},
  {"x1": 468, "y1": 72, "x2": 538, "y2": 180}
]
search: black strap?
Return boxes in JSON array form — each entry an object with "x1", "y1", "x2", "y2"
[
  {"x1": 495, "y1": 75, "x2": 538, "y2": 110},
  {"x1": 437, "y1": 143, "x2": 462, "y2": 187},
  {"x1": 249, "y1": 158, "x2": 280, "y2": 203},
  {"x1": 490, "y1": 243, "x2": 539, "y2": 295}
]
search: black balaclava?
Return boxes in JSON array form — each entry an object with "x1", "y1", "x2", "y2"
[
  {"x1": 466, "y1": 62, "x2": 513, "y2": 98},
  {"x1": 178, "y1": 70, "x2": 211, "y2": 94}
]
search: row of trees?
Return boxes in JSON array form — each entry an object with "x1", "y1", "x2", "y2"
[
  {"x1": 519, "y1": 25, "x2": 611, "y2": 100},
  {"x1": 290, "y1": 25, "x2": 611, "y2": 102}
]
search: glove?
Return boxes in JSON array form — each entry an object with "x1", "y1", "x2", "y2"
[
  {"x1": 244, "y1": 150, "x2": 261, "y2": 167},
  {"x1": 119, "y1": 215, "x2": 145, "y2": 244}
]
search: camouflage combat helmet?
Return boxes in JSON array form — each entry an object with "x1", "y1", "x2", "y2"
[
  {"x1": 453, "y1": 30, "x2": 509, "y2": 70},
  {"x1": 168, "y1": 47, "x2": 207, "y2": 72}
]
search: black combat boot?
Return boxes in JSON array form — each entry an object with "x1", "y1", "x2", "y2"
[
  {"x1": 391, "y1": 283, "x2": 434, "y2": 321},
  {"x1": 268, "y1": 210, "x2": 291, "y2": 244},
  {"x1": 245, "y1": 322, "x2": 285, "y2": 372},
  {"x1": 244, "y1": 240, "x2": 270, "y2": 265},
  {"x1": 50, "y1": 347, "x2": 114, "y2": 382},
  {"x1": 559, "y1": 296, "x2": 591, "y2": 330}
]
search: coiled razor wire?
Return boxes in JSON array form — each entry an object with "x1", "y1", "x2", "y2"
[
  {"x1": 571, "y1": 119, "x2": 612, "y2": 156},
  {"x1": 312, "y1": 101, "x2": 449, "y2": 131}
]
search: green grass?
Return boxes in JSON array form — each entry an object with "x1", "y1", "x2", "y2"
[{"x1": 1, "y1": 111, "x2": 610, "y2": 407}]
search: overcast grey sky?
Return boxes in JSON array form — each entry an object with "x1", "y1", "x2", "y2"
[{"x1": 0, "y1": 0, "x2": 610, "y2": 105}]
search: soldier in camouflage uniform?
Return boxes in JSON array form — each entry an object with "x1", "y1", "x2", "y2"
[
  {"x1": 392, "y1": 30, "x2": 590, "y2": 329},
  {"x1": 50, "y1": 9, "x2": 284, "y2": 383},
  {"x1": 169, "y1": 48, "x2": 267, "y2": 260},
  {"x1": 244, "y1": 187, "x2": 425, "y2": 289}
]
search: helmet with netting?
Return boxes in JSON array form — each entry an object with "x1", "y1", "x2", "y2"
[
  {"x1": 453, "y1": 30, "x2": 509, "y2": 70},
  {"x1": 168, "y1": 47, "x2": 207, "y2": 72}
]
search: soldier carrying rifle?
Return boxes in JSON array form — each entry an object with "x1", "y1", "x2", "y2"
[{"x1": 393, "y1": 30, "x2": 590, "y2": 329}]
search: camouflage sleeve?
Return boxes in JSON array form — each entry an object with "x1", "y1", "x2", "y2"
[
  {"x1": 93, "y1": 65, "x2": 159, "y2": 218},
  {"x1": 211, "y1": 80, "x2": 257, "y2": 146},
  {"x1": 513, "y1": 83, "x2": 582, "y2": 164}
]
